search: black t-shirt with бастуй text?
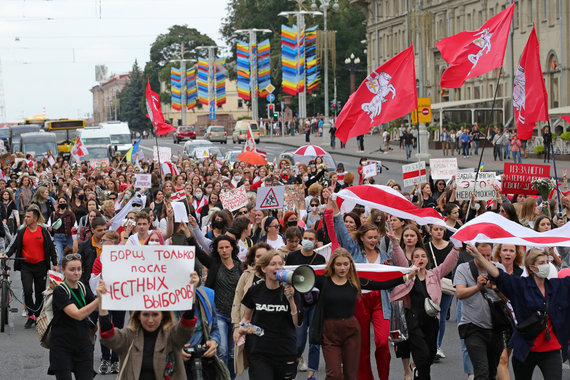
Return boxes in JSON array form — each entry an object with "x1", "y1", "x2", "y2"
[{"x1": 242, "y1": 282, "x2": 302, "y2": 359}]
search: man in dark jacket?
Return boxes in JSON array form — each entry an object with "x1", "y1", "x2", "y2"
[
  {"x1": 5, "y1": 206, "x2": 58, "y2": 328},
  {"x1": 78, "y1": 216, "x2": 107, "y2": 285}
]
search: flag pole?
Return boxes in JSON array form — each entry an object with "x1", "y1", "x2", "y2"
[
  {"x1": 550, "y1": 121, "x2": 563, "y2": 216},
  {"x1": 468, "y1": 69, "x2": 503, "y2": 215},
  {"x1": 154, "y1": 131, "x2": 164, "y2": 188}
]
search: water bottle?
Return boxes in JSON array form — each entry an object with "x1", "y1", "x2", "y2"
[
  {"x1": 240, "y1": 322, "x2": 264, "y2": 336},
  {"x1": 8, "y1": 308, "x2": 17, "y2": 335}
]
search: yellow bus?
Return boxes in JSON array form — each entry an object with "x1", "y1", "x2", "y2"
[{"x1": 45, "y1": 119, "x2": 86, "y2": 155}]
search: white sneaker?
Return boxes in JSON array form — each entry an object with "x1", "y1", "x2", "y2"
[
  {"x1": 467, "y1": 374, "x2": 474, "y2": 380},
  {"x1": 298, "y1": 357, "x2": 308, "y2": 372},
  {"x1": 436, "y1": 348, "x2": 446, "y2": 359}
]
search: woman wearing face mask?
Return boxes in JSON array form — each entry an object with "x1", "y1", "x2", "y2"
[
  {"x1": 144, "y1": 230, "x2": 164, "y2": 245},
  {"x1": 389, "y1": 232, "x2": 460, "y2": 380},
  {"x1": 282, "y1": 211, "x2": 303, "y2": 235},
  {"x1": 306, "y1": 199, "x2": 321, "y2": 230},
  {"x1": 70, "y1": 188, "x2": 87, "y2": 222},
  {"x1": 231, "y1": 243, "x2": 271, "y2": 376},
  {"x1": 200, "y1": 191, "x2": 222, "y2": 223},
  {"x1": 357, "y1": 157, "x2": 368, "y2": 185},
  {"x1": 189, "y1": 187, "x2": 208, "y2": 226},
  {"x1": 466, "y1": 246, "x2": 570, "y2": 380},
  {"x1": 50, "y1": 196, "x2": 77, "y2": 264}
]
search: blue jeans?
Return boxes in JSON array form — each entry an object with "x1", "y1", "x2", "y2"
[
  {"x1": 473, "y1": 140, "x2": 479, "y2": 155},
  {"x1": 216, "y1": 312, "x2": 235, "y2": 379},
  {"x1": 512, "y1": 150, "x2": 522, "y2": 163},
  {"x1": 462, "y1": 142, "x2": 470, "y2": 156},
  {"x1": 296, "y1": 304, "x2": 320, "y2": 372},
  {"x1": 456, "y1": 300, "x2": 474, "y2": 374},
  {"x1": 405, "y1": 144, "x2": 413, "y2": 159},
  {"x1": 54, "y1": 233, "x2": 73, "y2": 264},
  {"x1": 437, "y1": 293, "x2": 454, "y2": 349},
  {"x1": 504, "y1": 143, "x2": 511, "y2": 159}
]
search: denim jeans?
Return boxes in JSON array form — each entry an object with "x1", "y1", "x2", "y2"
[
  {"x1": 456, "y1": 300, "x2": 474, "y2": 374},
  {"x1": 437, "y1": 293, "x2": 454, "y2": 349},
  {"x1": 503, "y1": 143, "x2": 511, "y2": 159},
  {"x1": 512, "y1": 151, "x2": 522, "y2": 163},
  {"x1": 54, "y1": 233, "x2": 73, "y2": 264},
  {"x1": 296, "y1": 304, "x2": 320, "y2": 372},
  {"x1": 216, "y1": 312, "x2": 235, "y2": 379},
  {"x1": 473, "y1": 140, "x2": 479, "y2": 155},
  {"x1": 405, "y1": 144, "x2": 413, "y2": 159},
  {"x1": 462, "y1": 142, "x2": 470, "y2": 156}
]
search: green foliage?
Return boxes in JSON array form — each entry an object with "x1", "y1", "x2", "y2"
[
  {"x1": 119, "y1": 60, "x2": 149, "y2": 133},
  {"x1": 390, "y1": 118, "x2": 405, "y2": 130},
  {"x1": 560, "y1": 131, "x2": 570, "y2": 141},
  {"x1": 534, "y1": 145, "x2": 544, "y2": 154}
]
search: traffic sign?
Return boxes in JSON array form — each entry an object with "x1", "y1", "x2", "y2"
[
  {"x1": 411, "y1": 97, "x2": 432, "y2": 123},
  {"x1": 209, "y1": 100, "x2": 215, "y2": 107},
  {"x1": 266, "y1": 94, "x2": 275, "y2": 102},
  {"x1": 265, "y1": 83, "x2": 275, "y2": 94},
  {"x1": 209, "y1": 106, "x2": 216, "y2": 113},
  {"x1": 209, "y1": 112, "x2": 216, "y2": 119}
]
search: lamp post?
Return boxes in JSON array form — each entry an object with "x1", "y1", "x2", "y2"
[
  {"x1": 344, "y1": 53, "x2": 360, "y2": 94},
  {"x1": 311, "y1": 0, "x2": 339, "y2": 146}
]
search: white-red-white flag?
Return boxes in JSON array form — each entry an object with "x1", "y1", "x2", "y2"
[
  {"x1": 285, "y1": 263, "x2": 411, "y2": 282},
  {"x1": 451, "y1": 212, "x2": 570, "y2": 247},
  {"x1": 162, "y1": 162, "x2": 179, "y2": 176},
  {"x1": 71, "y1": 137, "x2": 89, "y2": 162},
  {"x1": 245, "y1": 124, "x2": 256, "y2": 152}
]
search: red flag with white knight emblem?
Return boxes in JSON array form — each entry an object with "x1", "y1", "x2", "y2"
[
  {"x1": 335, "y1": 46, "x2": 417, "y2": 144},
  {"x1": 146, "y1": 79, "x2": 176, "y2": 135},
  {"x1": 437, "y1": 3, "x2": 515, "y2": 88},
  {"x1": 513, "y1": 26, "x2": 549, "y2": 140}
]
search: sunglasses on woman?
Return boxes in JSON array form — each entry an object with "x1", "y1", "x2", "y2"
[{"x1": 64, "y1": 253, "x2": 81, "y2": 261}]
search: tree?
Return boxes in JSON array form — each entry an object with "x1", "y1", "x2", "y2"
[
  {"x1": 119, "y1": 60, "x2": 149, "y2": 134},
  {"x1": 145, "y1": 25, "x2": 216, "y2": 104}
]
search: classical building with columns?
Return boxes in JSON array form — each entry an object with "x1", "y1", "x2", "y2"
[{"x1": 352, "y1": 0, "x2": 569, "y2": 139}]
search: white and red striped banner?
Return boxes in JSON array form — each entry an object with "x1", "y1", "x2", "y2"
[
  {"x1": 171, "y1": 189, "x2": 187, "y2": 202},
  {"x1": 285, "y1": 263, "x2": 410, "y2": 282},
  {"x1": 451, "y1": 212, "x2": 570, "y2": 247},
  {"x1": 335, "y1": 185, "x2": 452, "y2": 230},
  {"x1": 402, "y1": 161, "x2": 427, "y2": 187}
]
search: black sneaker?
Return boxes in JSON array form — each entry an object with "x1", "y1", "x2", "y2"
[
  {"x1": 99, "y1": 360, "x2": 111, "y2": 375},
  {"x1": 24, "y1": 317, "x2": 35, "y2": 329},
  {"x1": 110, "y1": 361, "x2": 120, "y2": 374}
]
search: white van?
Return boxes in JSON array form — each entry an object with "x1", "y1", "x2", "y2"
[
  {"x1": 77, "y1": 127, "x2": 112, "y2": 147},
  {"x1": 99, "y1": 121, "x2": 132, "y2": 157}
]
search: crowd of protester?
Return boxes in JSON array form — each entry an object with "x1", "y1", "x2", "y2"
[{"x1": 1, "y1": 150, "x2": 569, "y2": 380}]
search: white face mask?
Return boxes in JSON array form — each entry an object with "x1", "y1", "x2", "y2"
[
  {"x1": 303, "y1": 176, "x2": 309, "y2": 182},
  {"x1": 310, "y1": 206, "x2": 318, "y2": 212},
  {"x1": 148, "y1": 241, "x2": 160, "y2": 246},
  {"x1": 205, "y1": 188, "x2": 213, "y2": 194},
  {"x1": 233, "y1": 176, "x2": 242, "y2": 182},
  {"x1": 533, "y1": 263, "x2": 550, "y2": 279},
  {"x1": 194, "y1": 192, "x2": 203, "y2": 200}
]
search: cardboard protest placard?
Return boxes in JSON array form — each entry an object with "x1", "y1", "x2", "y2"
[
  {"x1": 153, "y1": 146, "x2": 172, "y2": 163},
  {"x1": 402, "y1": 161, "x2": 427, "y2": 187},
  {"x1": 90, "y1": 158, "x2": 109, "y2": 169},
  {"x1": 283, "y1": 184, "x2": 306, "y2": 211},
  {"x1": 429, "y1": 158, "x2": 457, "y2": 180},
  {"x1": 172, "y1": 202, "x2": 189, "y2": 223},
  {"x1": 101, "y1": 245, "x2": 196, "y2": 310},
  {"x1": 456, "y1": 171, "x2": 497, "y2": 201},
  {"x1": 362, "y1": 163, "x2": 377, "y2": 179},
  {"x1": 47, "y1": 155, "x2": 56, "y2": 167},
  {"x1": 134, "y1": 174, "x2": 152, "y2": 189},
  {"x1": 256, "y1": 186, "x2": 285, "y2": 210},
  {"x1": 367, "y1": 160, "x2": 383, "y2": 173},
  {"x1": 219, "y1": 186, "x2": 248, "y2": 211},
  {"x1": 502, "y1": 163, "x2": 550, "y2": 195}
]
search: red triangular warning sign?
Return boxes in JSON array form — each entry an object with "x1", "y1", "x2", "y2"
[{"x1": 260, "y1": 188, "x2": 280, "y2": 209}]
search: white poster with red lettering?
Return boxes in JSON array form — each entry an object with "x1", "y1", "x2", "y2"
[
  {"x1": 101, "y1": 245, "x2": 196, "y2": 310},
  {"x1": 402, "y1": 161, "x2": 427, "y2": 187}
]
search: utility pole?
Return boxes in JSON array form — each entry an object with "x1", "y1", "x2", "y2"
[
  {"x1": 415, "y1": 0, "x2": 430, "y2": 161},
  {"x1": 235, "y1": 28, "x2": 272, "y2": 122},
  {"x1": 170, "y1": 43, "x2": 195, "y2": 126}
]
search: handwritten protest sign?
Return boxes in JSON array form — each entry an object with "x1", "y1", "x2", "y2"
[
  {"x1": 367, "y1": 160, "x2": 383, "y2": 173},
  {"x1": 172, "y1": 202, "x2": 189, "y2": 223},
  {"x1": 362, "y1": 163, "x2": 377, "y2": 179},
  {"x1": 153, "y1": 146, "x2": 172, "y2": 163},
  {"x1": 101, "y1": 245, "x2": 195, "y2": 310},
  {"x1": 220, "y1": 186, "x2": 248, "y2": 211},
  {"x1": 456, "y1": 171, "x2": 497, "y2": 201},
  {"x1": 502, "y1": 163, "x2": 550, "y2": 195},
  {"x1": 90, "y1": 158, "x2": 109, "y2": 169},
  {"x1": 402, "y1": 161, "x2": 427, "y2": 187},
  {"x1": 134, "y1": 174, "x2": 152, "y2": 189},
  {"x1": 283, "y1": 184, "x2": 306, "y2": 211},
  {"x1": 256, "y1": 186, "x2": 285, "y2": 210},
  {"x1": 429, "y1": 158, "x2": 457, "y2": 180}
]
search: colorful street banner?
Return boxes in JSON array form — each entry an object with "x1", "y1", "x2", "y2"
[
  {"x1": 237, "y1": 40, "x2": 251, "y2": 100},
  {"x1": 281, "y1": 24, "x2": 299, "y2": 95},
  {"x1": 186, "y1": 67, "x2": 197, "y2": 110},
  {"x1": 305, "y1": 25, "x2": 321, "y2": 94},
  {"x1": 216, "y1": 59, "x2": 227, "y2": 106},
  {"x1": 257, "y1": 39, "x2": 271, "y2": 97},
  {"x1": 197, "y1": 57, "x2": 209, "y2": 105},
  {"x1": 171, "y1": 67, "x2": 182, "y2": 111}
]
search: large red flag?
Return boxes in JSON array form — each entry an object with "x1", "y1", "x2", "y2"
[
  {"x1": 561, "y1": 116, "x2": 570, "y2": 123},
  {"x1": 145, "y1": 79, "x2": 176, "y2": 135},
  {"x1": 437, "y1": 3, "x2": 515, "y2": 88},
  {"x1": 513, "y1": 26, "x2": 549, "y2": 140},
  {"x1": 335, "y1": 46, "x2": 417, "y2": 144}
]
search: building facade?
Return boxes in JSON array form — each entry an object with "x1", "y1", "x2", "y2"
[
  {"x1": 90, "y1": 73, "x2": 131, "y2": 125},
  {"x1": 353, "y1": 0, "x2": 569, "y2": 135}
]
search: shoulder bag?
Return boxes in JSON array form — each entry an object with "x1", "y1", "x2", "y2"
[
  {"x1": 515, "y1": 298, "x2": 549, "y2": 342},
  {"x1": 428, "y1": 242, "x2": 456, "y2": 295}
]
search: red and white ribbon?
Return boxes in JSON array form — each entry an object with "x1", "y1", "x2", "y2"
[{"x1": 451, "y1": 212, "x2": 570, "y2": 247}]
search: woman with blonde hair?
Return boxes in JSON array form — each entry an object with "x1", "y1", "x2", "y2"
[
  {"x1": 32, "y1": 185, "x2": 55, "y2": 223},
  {"x1": 519, "y1": 197, "x2": 540, "y2": 228}
]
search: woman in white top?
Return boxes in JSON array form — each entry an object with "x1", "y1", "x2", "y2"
[{"x1": 260, "y1": 216, "x2": 285, "y2": 250}]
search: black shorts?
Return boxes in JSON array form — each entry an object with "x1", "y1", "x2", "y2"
[{"x1": 394, "y1": 340, "x2": 411, "y2": 359}]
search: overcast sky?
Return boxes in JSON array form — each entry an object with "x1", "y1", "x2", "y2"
[{"x1": 0, "y1": 0, "x2": 228, "y2": 122}]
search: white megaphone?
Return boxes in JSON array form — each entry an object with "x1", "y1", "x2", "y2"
[{"x1": 275, "y1": 265, "x2": 316, "y2": 294}]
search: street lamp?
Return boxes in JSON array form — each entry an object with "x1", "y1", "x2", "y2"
[
  {"x1": 344, "y1": 53, "x2": 360, "y2": 94},
  {"x1": 310, "y1": 0, "x2": 339, "y2": 146}
]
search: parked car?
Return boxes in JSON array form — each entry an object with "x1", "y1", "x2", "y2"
[
  {"x1": 182, "y1": 139, "x2": 214, "y2": 158},
  {"x1": 205, "y1": 126, "x2": 227, "y2": 144},
  {"x1": 232, "y1": 120, "x2": 260, "y2": 143},
  {"x1": 223, "y1": 150, "x2": 242, "y2": 167},
  {"x1": 174, "y1": 125, "x2": 197, "y2": 144}
]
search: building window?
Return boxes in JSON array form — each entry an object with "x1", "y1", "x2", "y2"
[
  {"x1": 474, "y1": 86, "x2": 480, "y2": 99},
  {"x1": 514, "y1": 2, "x2": 519, "y2": 28},
  {"x1": 238, "y1": 99, "x2": 243, "y2": 108},
  {"x1": 542, "y1": 0, "x2": 548, "y2": 21},
  {"x1": 529, "y1": 0, "x2": 533, "y2": 25},
  {"x1": 467, "y1": 13, "x2": 472, "y2": 30}
]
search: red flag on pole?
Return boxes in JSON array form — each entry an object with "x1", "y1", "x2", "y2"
[
  {"x1": 513, "y1": 26, "x2": 549, "y2": 140},
  {"x1": 436, "y1": 3, "x2": 515, "y2": 88},
  {"x1": 145, "y1": 79, "x2": 176, "y2": 135},
  {"x1": 335, "y1": 46, "x2": 417, "y2": 144},
  {"x1": 70, "y1": 137, "x2": 89, "y2": 162},
  {"x1": 561, "y1": 116, "x2": 570, "y2": 123}
]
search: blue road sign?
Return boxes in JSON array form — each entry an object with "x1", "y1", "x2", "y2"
[
  {"x1": 209, "y1": 100, "x2": 215, "y2": 107},
  {"x1": 209, "y1": 112, "x2": 216, "y2": 119},
  {"x1": 266, "y1": 94, "x2": 275, "y2": 102},
  {"x1": 209, "y1": 106, "x2": 216, "y2": 112}
]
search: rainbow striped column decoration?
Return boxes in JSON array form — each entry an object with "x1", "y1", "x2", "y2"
[
  {"x1": 186, "y1": 67, "x2": 197, "y2": 110},
  {"x1": 215, "y1": 59, "x2": 227, "y2": 106},
  {"x1": 305, "y1": 25, "x2": 321, "y2": 94},
  {"x1": 257, "y1": 39, "x2": 271, "y2": 97},
  {"x1": 236, "y1": 40, "x2": 251, "y2": 100},
  {"x1": 170, "y1": 67, "x2": 182, "y2": 111},
  {"x1": 297, "y1": 27, "x2": 305, "y2": 94},
  {"x1": 197, "y1": 57, "x2": 209, "y2": 105},
  {"x1": 281, "y1": 24, "x2": 298, "y2": 96}
]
